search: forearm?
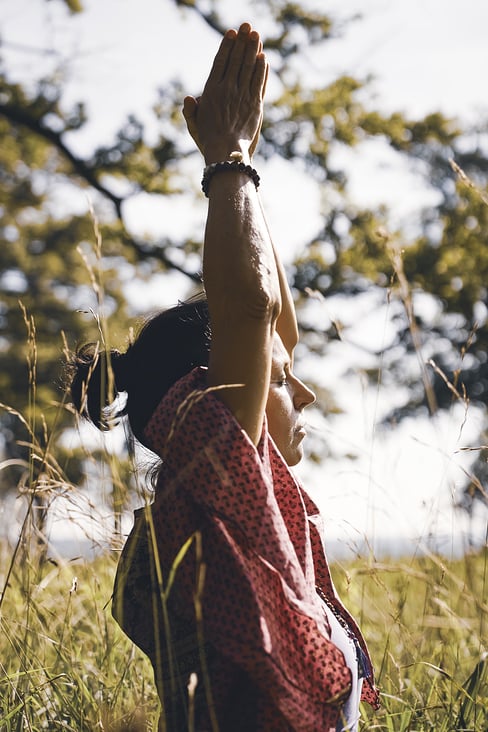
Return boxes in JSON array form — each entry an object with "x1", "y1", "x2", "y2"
[
  {"x1": 184, "y1": 23, "x2": 279, "y2": 320},
  {"x1": 201, "y1": 163, "x2": 281, "y2": 443},
  {"x1": 203, "y1": 171, "x2": 280, "y2": 323},
  {"x1": 186, "y1": 23, "x2": 280, "y2": 442},
  {"x1": 271, "y1": 229, "x2": 299, "y2": 355},
  {"x1": 204, "y1": 168, "x2": 295, "y2": 352}
]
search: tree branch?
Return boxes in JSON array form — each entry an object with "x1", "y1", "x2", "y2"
[
  {"x1": 0, "y1": 101, "x2": 124, "y2": 218},
  {"x1": 0, "y1": 99, "x2": 204, "y2": 285},
  {"x1": 128, "y1": 235, "x2": 203, "y2": 284}
]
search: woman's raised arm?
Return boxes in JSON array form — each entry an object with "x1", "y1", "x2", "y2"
[{"x1": 184, "y1": 23, "x2": 281, "y2": 445}]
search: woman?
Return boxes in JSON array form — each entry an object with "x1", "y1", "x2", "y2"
[{"x1": 70, "y1": 23, "x2": 379, "y2": 731}]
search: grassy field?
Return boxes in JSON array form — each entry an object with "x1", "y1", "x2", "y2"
[{"x1": 1, "y1": 535, "x2": 486, "y2": 731}]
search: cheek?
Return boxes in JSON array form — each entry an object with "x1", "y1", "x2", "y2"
[{"x1": 266, "y1": 389, "x2": 293, "y2": 441}]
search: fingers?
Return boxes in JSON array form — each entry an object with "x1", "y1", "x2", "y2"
[
  {"x1": 182, "y1": 95, "x2": 197, "y2": 121},
  {"x1": 203, "y1": 28, "x2": 236, "y2": 90},
  {"x1": 182, "y1": 95, "x2": 204, "y2": 153},
  {"x1": 182, "y1": 95, "x2": 198, "y2": 135},
  {"x1": 225, "y1": 23, "x2": 255, "y2": 88},
  {"x1": 262, "y1": 56, "x2": 269, "y2": 99},
  {"x1": 184, "y1": 22, "x2": 268, "y2": 160},
  {"x1": 238, "y1": 30, "x2": 262, "y2": 91},
  {"x1": 203, "y1": 22, "x2": 266, "y2": 96},
  {"x1": 250, "y1": 52, "x2": 268, "y2": 102}
]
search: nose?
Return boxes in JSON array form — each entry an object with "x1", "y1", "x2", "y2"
[{"x1": 292, "y1": 375, "x2": 316, "y2": 410}]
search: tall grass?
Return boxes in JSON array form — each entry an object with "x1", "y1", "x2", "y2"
[
  {"x1": 337, "y1": 551, "x2": 488, "y2": 730},
  {"x1": 0, "y1": 545, "x2": 159, "y2": 730},
  {"x1": 0, "y1": 537, "x2": 486, "y2": 729},
  {"x1": 1, "y1": 181, "x2": 487, "y2": 731}
]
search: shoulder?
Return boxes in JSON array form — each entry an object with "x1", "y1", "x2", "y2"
[{"x1": 143, "y1": 367, "x2": 255, "y2": 460}]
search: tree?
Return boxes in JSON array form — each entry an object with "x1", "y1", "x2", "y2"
[
  {"x1": 0, "y1": 73, "x2": 196, "y2": 529},
  {"x1": 261, "y1": 81, "x2": 488, "y2": 504},
  {"x1": 1, "y1": 0, "x2": 487, "y2": 517}
]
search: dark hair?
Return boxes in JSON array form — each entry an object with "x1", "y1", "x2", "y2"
[{"x1": 69, "y1": 294, "x2": 210, "y2": 445}]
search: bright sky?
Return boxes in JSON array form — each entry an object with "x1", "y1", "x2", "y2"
[
  {"x1": 3, "y1": 0, "x2": 488, "y2": 237},
  {"x1": 2, "y1": 0, "x2": 488, "y2": 558}
]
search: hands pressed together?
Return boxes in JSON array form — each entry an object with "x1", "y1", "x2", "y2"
[{"x1": 183, "y1": 22, "x2": 268, "y2": 165}]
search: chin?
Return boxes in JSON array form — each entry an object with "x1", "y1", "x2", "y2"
[{"x1": 285, "y1": 446, "x2": 303, "y2": 467}]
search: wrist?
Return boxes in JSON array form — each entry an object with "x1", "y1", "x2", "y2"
[
  {"x1": 203, "y1": 143, "x2": 251, "y2": 167},
  {"x1": 201, "y1": 157, "x2": 261, "y2": 197}
]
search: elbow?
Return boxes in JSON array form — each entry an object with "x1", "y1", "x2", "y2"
[
  {"x1": 205, "y1": 265, "x2": 281, "y2": 327},
  {"x1": 244, "y1": 281, "x2": 281, "y2": 325}
]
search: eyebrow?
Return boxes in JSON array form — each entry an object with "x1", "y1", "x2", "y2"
[{"x1": 272, "y1": 357, "x2": 290, "y2": 375}]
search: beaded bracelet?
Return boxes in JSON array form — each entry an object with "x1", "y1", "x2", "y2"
[{"x1": 201, "y1": 153, "x2": 260, "y2": 197}]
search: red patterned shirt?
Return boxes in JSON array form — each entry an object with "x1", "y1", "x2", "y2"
[{"x1": 113, "y1": 367, "x2": 379, "y2": 731}]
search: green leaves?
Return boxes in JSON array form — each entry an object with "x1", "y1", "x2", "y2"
[{"x1": 1, "y1": 0, "x2": 488, "y2": 502}]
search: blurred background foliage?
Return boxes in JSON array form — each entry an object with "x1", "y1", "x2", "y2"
[{"x1": 0, "y1": 0, "x2": 487, "y2": 513}]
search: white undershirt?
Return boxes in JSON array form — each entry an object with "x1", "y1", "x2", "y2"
[{"x1": 322, "y1": 604, "x2": 363, "y2": 732}]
